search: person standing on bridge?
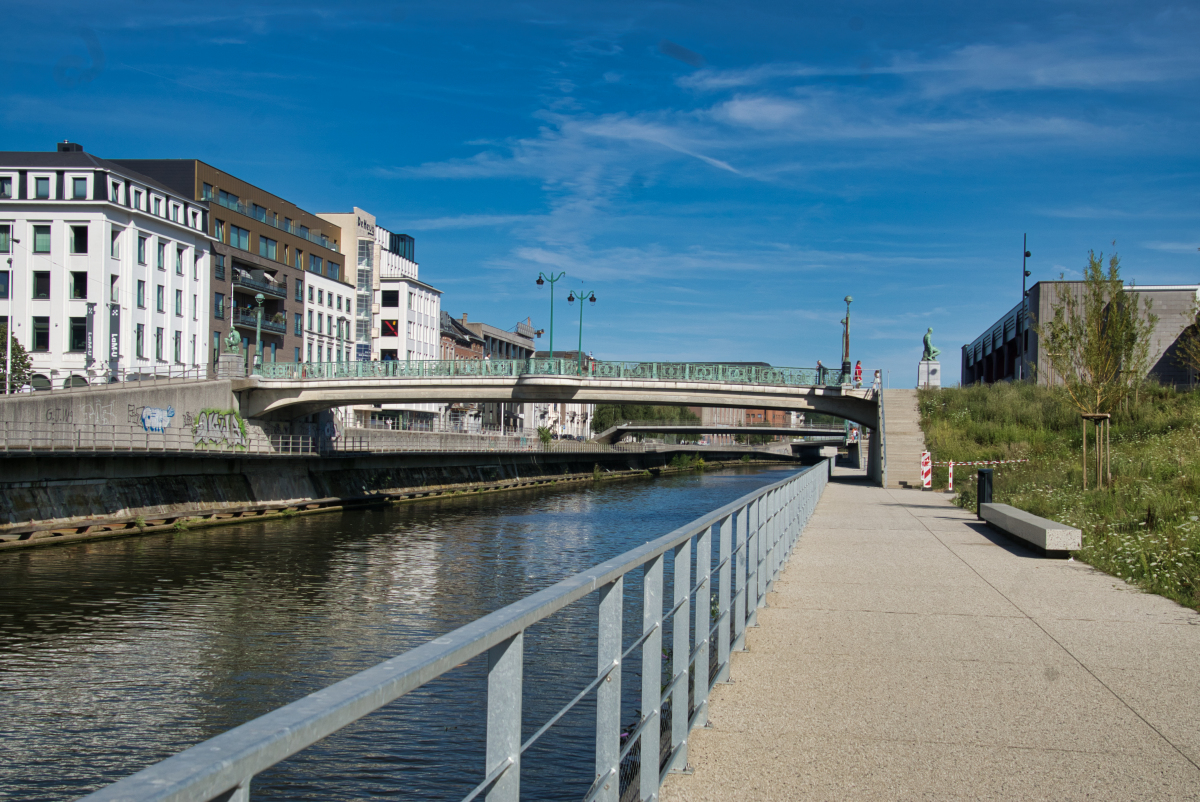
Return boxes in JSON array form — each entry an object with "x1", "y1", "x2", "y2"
[
  {"x1": 816, "y1": 360, "x2": 825, "y2": 384},
  {"x1": 854, "y1": 360, "x2": 862, "y2": 388}
]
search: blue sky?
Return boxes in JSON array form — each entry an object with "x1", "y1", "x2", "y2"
[{"x1": 3, "y1": 1, "x2": 1198, "y2": 385}]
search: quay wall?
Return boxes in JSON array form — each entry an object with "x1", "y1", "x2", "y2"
[{"x1": 0, "y1": 449, "x2": 794, "y2": 550}]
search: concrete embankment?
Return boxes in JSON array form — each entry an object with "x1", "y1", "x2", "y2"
[{"x1": 0, "y1": 449, "x2": 792, "y2": 551}]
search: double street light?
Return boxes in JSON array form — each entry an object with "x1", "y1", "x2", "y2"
[
  {"x1": 567, "y1": 289, "x2": 597, "y2": 371},
  {"x1": 536, "y1": 272, "x2": 566, "y2": 357}
]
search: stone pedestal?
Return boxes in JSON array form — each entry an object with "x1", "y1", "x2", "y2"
[
  {"x1": 918, "y1": 360, "x2": 941, "y2": 389},
  {"x1": 216, "y1": 352, "x2": 246, "y2": 379}
]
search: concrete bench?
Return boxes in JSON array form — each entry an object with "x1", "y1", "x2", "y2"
[{"x1": 979, "y1": 503, "x2": 1081, "y2": 556}]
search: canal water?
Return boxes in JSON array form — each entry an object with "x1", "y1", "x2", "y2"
[{"x1": 0, "y1": 465, "x2": 800, "y2": 801}]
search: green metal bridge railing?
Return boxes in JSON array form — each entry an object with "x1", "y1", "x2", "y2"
[{"x1": 254, "y1": 359, "x2": 851, "y2": 388}]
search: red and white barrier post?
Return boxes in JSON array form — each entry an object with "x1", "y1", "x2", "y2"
[
  {"x1": 948, "y1": 461, "x2": 954, "y2": 492},
  {"x1": 921, "y1": 451, "x2": 932, "y2": 489}
]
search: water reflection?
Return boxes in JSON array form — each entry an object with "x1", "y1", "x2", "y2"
[{"x1": 0, "y1": 466, "x2": 797, "y2": 801}]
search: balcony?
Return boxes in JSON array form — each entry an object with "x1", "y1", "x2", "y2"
[
  {"x1": 233, "y1": 307, "x2": 287, "y2": 335},
  {"x1": 207, "y1": 193, "x2": 339, "y2": 253},
  {"x1": 232, "y1": 268, "x2": 287, "y2": 299}
]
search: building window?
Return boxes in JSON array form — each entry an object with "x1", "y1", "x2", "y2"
[
  {"x1": 294, "y1": 249, "x2": 303, "y2": 269},
  {"x1": 35, "y1": 177, "x2": 50, "y2": 199},
  {"x1": 308, "y1": 254, "x2": 323, "y2": 275},
  {"x1": 294, "y1": 313, "x2": 302, "y2": 335},
  {"x1": 33, "y1": 272, "x2": 50, "y2": 299},
  {"x1": 317, "y1": 314, "x2": 323, "y2": 335},
  {"x1": 214, "y1": 293, "x2": 225, "y2": 319},
  {"x1": 202, "y1": 183, "x2": 213, "y2": 200},
  {"x1": 381, "y1": 349, "x2": 397, "y2": 361},
  {"x1": 193, "y1": 294, "x2": 198, "y2": 320},
  {"x1": 317, "y1": 288, "x2": 324, "y2": 305},
  {"x1": 408, "y1": 292, "x2": 413, "y2": 310},
  {"x1": 381, "y1": 290, "x2": 398, "y2": 307},
  {"x1": 32, "y1": 317, "x2": 50, "y2": 351},
  {"x1": 176, "y1": 247, "x2": 184, "y2": 274},
  {"x1": 0, "y1": 177, "x2": 11, "y2": 198},
  {"x1": 174, "y1": 331, "x2": 182, "y2": 363},
  {"x1": 110, "y1": 275, "x2": 118, "y2": 302},
  {"x1": 258, "y1": 236, "x2": 277, "y2": 261},
  {"x1": 308, "y1": 285, "x2": 314, "y2": 302},
  {"x1": 382, "y1": 320, "x2": 399, "y2": 337},
  {"x1": 307, "y1": 310, "x2": 313, "y2": 331},
  {"x1": 137, "y1": 235, "x2": 147, "y2": 264},
  {"x1": 136, "y1": 323, "x2": 145, "y2": 358},
  {"x1": 33, "y1": 225, "x2": 51, "y2": 253},
  {"x1": 251, "y1": 203, "x2": 267, "y2": 222},
  {"x1": 0, "y1": 271, "x2": 8, "y2": 299},
  {"x1": 157, "y1": 241, "x2": 166, "y2": 270},
  {"x1": 156, "y1": 285, "x2": 165, "y2": 313},
  {"x1": 193, "y1": 253, "x2": 200, "y2": 280},
  {"x1": 69, "y1": 317, "x2": 87, "y2": 351},
  {"x1": 137, "y1": 280, "x2": 146, "y2": 308},
  {"x1": 218, "y1": 189, "x2": 238, "y2": 207},
  {"x1": 70, "y1": 225, "x2": 88, "y2": 254},
  {"x1": 229, "y1": 225, "x2": 250, "y2": 251},
  {"x1": 329, "y1": 262, "x2": 340, "y2": 281},
  {"x1": 71, "y1": 271, "x2": 87, "y2": 299},
  {"x1": 175, "y1": 289, "x2": 183, "y2": 317},
  {"x1": 153, "y1": 197, "x2": 161, "y2": 216},
  {"x1": 155, "y1": 327, "x2": 163, "y2": 361},
  {"x1": 73, "y1": 177, "x2": 88, "y2": 199},
  {"x1": 171, "y1": 205, "x2": 180, "y2": 223},
  {"x1": 295, "y1": 280, "x2": 304, "y2": 301},
  {"x1": 133, "y1": 189, "x2": 142, "y2": 209},
  {"x1": 307, "y1": 342, "x2": 313, "y2": 362},
  {"x1": 295, "y1": 347, "x2": 301, "y2": 363},
  {"x1": 110, "y1": 229, "x2": 120, "y2": 258},
  {"x1": 214, "y1": 219, "x2": 225, "y2": 243},
  {"x1": 214, "y1": 254, "x2": 226, "y2": 281}
]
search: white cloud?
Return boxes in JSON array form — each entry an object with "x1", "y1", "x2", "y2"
[{"x1": 1143, "y1": 241, "x2": 1200, "y2": 254}]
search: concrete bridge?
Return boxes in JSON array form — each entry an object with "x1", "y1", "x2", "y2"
[{"x1": 590, "y1": 422, "x2": 849, "y2": 444}]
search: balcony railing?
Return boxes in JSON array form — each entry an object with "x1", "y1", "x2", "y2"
[
  {"x1": 232, "y1": 269, "x2": 287, "y2": 299},
  {"x1": 208, "y1": 194, "x2": 339, "y2": 253},
  {"x1": 233, "y1": 307, "x2": 286, "y2": 334}
]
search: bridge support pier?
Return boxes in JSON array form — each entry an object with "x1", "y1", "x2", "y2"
[{"x1": 866, "y1": 430, "x2": 883, "y2": 485}]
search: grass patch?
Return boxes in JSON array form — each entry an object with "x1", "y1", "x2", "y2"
[{"x1": 920, "y1": 382, "x2": 1200, "y2": 611}]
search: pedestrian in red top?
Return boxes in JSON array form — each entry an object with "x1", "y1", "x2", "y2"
[{"x1": 854, "y1": 360, "x2": 863, "y2": 388}]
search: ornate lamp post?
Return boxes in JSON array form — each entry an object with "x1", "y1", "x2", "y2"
[
  {"x1": 841, "y1": 295, "x2": 853, "y2": 380},
  {"x1": 567, "y1": 289, "x2": 597, "y2": 372},
  {"x1": 253, "y1": 293, "x2": 264, "y2": 369},
  {"x1": 1019, "y1": 235, "x2": 1032, "y2": 381},
  {"x1": 536, "y1": 272, "x2": 566, "y2": 361}
]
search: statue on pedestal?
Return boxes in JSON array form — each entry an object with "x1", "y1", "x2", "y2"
[
  {"x1": 223, "y1": 329, "x2": 242, "y2": 354},
  {"x1": 922, "y1": 327, "x2": 941, "y2": 361}
]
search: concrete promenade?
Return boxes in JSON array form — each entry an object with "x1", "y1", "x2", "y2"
[{"x1": 662, "y1": 468, "x2": 1200, "y2": 800}]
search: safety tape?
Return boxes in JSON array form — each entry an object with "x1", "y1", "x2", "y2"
[{"x1": 930, "y1": 459, "x2": 1029, "y2": 467}]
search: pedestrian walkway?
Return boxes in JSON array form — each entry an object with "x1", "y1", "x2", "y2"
[{"x1": 662, "y1": 468, "x2": 1200, "y2": 800}]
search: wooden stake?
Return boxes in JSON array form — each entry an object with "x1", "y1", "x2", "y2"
[{"x1": 1082, "y1": 417, "x2": 1087, "y2": 491}]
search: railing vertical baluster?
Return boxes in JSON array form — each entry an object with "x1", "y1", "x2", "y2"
[
  {"x1": 715, "y1": 514, "x2": 732, "y2": 682},
  {"x1": 594, "y1": 577, "x2": 622, "y2": 802},
  {"x1": 668, "y1": 537, "x2": 691, "y2": 774},
  {"x1": 745, "y1": 498, "x2": 760, "y2": 627},
  {"x1": 757, "y1": 492, "x2": 770, "y2": 608},
  {"x1": 640, "y1": 554, "x2": 663, "y2": 802},
  {"x1": 485, "y1": 632, "x2": 523, "y2": 802},
  {"x1": 733, "y1": 506, "x2": 748, "y2": 649},
  {"x1": 692, "y1": 522, "x2": 713, "y2": 725}
]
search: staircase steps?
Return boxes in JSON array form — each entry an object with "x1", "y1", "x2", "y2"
[{"x1": 883, "y1": 389, "x2": 927, "y2": 488}]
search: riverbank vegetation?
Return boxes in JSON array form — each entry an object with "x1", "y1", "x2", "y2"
[
  {"x1": 592, "y1": 404, "x2": 699, "y2": 433},
  {"x1": 919, "y1": 382, "x2": 1200, "y2": 611}
]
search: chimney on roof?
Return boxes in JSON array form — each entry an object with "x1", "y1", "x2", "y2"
[
  {"x1": 461, "y1": 314, "x2": 468, "y2": 323},
  {"x1": 57, "y1": 141, "x2": 83, "y2": 153}
]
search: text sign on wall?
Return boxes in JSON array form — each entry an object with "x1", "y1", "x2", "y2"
[{"x1": 109, "y1": 303, "x2": 120, "y2": 360}]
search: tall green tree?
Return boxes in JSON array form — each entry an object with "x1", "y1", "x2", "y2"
[
  {"x1": 1035, "y1": 249, "x2": 1157, "y2": 414},
  {"x1": 0, "y1": 326, "x2": 32, "y2": 392}
]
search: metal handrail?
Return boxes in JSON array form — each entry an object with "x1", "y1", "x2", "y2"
[
  {"x1": 0, "y1": 365, "x2": 218, "y2": 394},
  {"x1": 232, "y1": 308, "x2": 286, "y2": 334},
  {"x1": 231, "y1": 270, "x2": 287, "y2": 299},
  {"x1": 0, "y1": 420, "x2": 314, "y2": 456},
  {"x1": 255, "y1": 358, "x2": 852, "y2": 388},
  {"x1": 80, "y1": 463, "x2": 829, "y2": 802}
]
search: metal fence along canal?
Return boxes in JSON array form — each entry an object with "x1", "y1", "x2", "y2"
[{"x1": 80, "y1": 463, "x2": 828, "y2": 802}]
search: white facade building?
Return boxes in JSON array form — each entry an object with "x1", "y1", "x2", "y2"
[
  {"x1": 301, "y1": 270, "x2": 354, "y2": 364},
  {"x1": 319, "y1": 208, "x2": 442, "y2": 426},
  {"x1": 1, "y1": 143, "x2": 211, "y2": 389}
]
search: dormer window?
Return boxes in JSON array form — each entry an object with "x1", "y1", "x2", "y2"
[
  {"x1": 72, "y1": 177, "x2": 88, "y2": 199},
  {"x1": 35, "y1": 177, "x2": 50, "y2": 199}
]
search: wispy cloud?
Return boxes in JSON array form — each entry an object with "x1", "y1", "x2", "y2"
[{"x1": 1143, "y1": 241, "x2": 1200, "y2": 254}]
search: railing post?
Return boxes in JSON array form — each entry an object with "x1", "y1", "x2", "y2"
[
  {"x1": 732, "y1": 507, "x2": 748, "y2": 650},
  {"x1": 715, "y1": 514, "x2": 732, "y2": 681},
  {"x1": 692, "y1": 522, "x2": 713, "y2": 727},
  {"x1": 640, "y1": 554, "x2": 664, "y2": 801},
  {"x1": 485, "y1": 632, "x2": 523, "y2": 802},
  {"x1": 594, "y1": 577, "x2": 623, "y2": 802},
  {"x1": 757, "y1": 492, "x2": 769, "y2": 609},
  {"x1": 668, "y1": 537, "x2": 691, "y2": 774},
  {"x1": 745, "y1": 498, "x2": 760, "y2": 627}
]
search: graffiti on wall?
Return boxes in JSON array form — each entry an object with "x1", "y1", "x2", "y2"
[
  {"x1": 81, "y1": 400, "x2": 116, "y2": 425},
  {"x1": 140, "y1": 406, "x2": 175, "y2": 433},
  {"x1": 192, "y1": 409, "x2": 248, "y2": 449}
]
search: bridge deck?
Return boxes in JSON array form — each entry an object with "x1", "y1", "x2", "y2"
[{"x1": 662, "y1": 468, "x2": 1200, "y2": 800}]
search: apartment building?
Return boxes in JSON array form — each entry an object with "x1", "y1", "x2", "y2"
[
  {"x1": 0, "y1": 143, "x2": 212, "y2": 388},
  {"x1": 113, "y1": 159, "x2": 349, "y2": 367}
]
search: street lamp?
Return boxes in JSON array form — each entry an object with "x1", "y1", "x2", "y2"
[
  {"x1": 842, "y1": 295, "x2": 853, "y2": 380},
  {"x1": 4, "y1": 255, "x2": 12, "y2": 395},
  {"x1": 253, "y1": 293, "x2": 265, "y2": 370},
  {"x1": 1019, "y1": 235, "x2": 1032, "y2": 381},
  {"x1": 566, "y1": 289, "x2": 597, "y2": 372},
  {"x1": 536, "y1": 272, "x2": 566, "y2": 361}
]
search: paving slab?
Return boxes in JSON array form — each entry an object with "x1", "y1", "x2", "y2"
[{"x1": 661, "y1": 470, "x2": 1200, "y2": 801}]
